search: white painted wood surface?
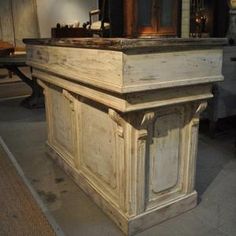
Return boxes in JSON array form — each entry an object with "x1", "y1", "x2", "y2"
[
  {"x1": 26, "y1": 43, "x2": 224, "y2": 235},
  {"x1": 123, "y1": 49, "x2": 223, "y2": 89},
  {"x1": 26, "y1": 45, "x2": 223, "y2": 93}
]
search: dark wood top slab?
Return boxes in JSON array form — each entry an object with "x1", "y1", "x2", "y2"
[{"x1": 23, "y1": 38, "x2": 228, "y2": 52}]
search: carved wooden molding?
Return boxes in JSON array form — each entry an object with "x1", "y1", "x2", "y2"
[
  {"x1": 141, "y1": 112, "x2": 155, "y2": 127},
  {"x1": 192, "y1": 102, "x2": 208, "y2": 126},
  {"x1": 138, "y1": 111, "x2": 156, "y2": 141},
  {"x1": 184, "y1": 101, "x2": 208, "y2": 193},
  {"x1": 138, "y1": 129, "x2": 148, "y2": 140},
  {"x1": 108, "y1": 109, "x2": 124, "y2": 137},
  {"x1": 195, "y1": 102, "x2": 208, "y2": 117},
  {"x1": 62, "y1": 89, "x2": 76, "y2": 111},
  {"x1": 135, "y1": 111, "x2": 157, "y2": 213}
]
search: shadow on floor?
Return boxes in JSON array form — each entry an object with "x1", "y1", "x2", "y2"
[
  {"x1": 0, "y1": 97, "x2": 45, "y2": 123},
  {"x1": 196, "y1": 117, "x2": 236, "y2": 197}
]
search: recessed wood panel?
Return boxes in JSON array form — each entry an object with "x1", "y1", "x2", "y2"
[
  {"x1": 80, "y1": 102, "x2": 117, "y2": 189},
  {"x1": 50, "y1": 88, "x2": 76, "y2": 162},
  {"x1": 150, "y1": 111, "x2": 181, "y2": 194}
]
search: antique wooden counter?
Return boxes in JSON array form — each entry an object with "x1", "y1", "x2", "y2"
[{"x1": 24, "y1": 37, "x2": 227, "y2": 235}]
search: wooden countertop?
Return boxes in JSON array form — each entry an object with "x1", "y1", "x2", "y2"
[{"x1": 23, "y1": 37, "x2": 228, "y2": 52}]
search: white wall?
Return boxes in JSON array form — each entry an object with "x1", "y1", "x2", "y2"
[
  {"x1": 36, "y1": 0, "x2": 98, "y2": 38},
  {"x1": 181, "y1": 0, "x2": 190, "y2": 38},
  {"x1": 0, "y1": 0, "x2": 39, "y2": 46}
]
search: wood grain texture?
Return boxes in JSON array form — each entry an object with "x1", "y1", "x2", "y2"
[
  {"x1": 40, "y1": 82, "x2": 209, "y2": 235},
  {"x1": 150, "y1": 110, "x2": 182, "y2": 193},
  {"x1": 26, "y1": 45, "x2": 224, "y2": 94},
  {"x1": 123, "y1": 49, "x2": 224, "y2": 91},
  {"x1": 48, "y1": 87, "x2": 77, "y2": 167},
  {"x1": 128, "y1": 191, "x2": 197, "y2": 235},
  {"x1": 23, "y1": 37, "x2": 228, "y2": 52},
  {"x1": 78, "y1": 102, "x2": 121, "y2": 204},
  {"x1": 123, "y1": 0, "x2": 135, "y2": 37},
  {"x1": 26, "y1": 41, "x2": 224, "y2": 235},
  {"x1": 27, "y1": 45, "x2": 123, "y2": 92},
  {"x1": 33, "y1": 69, "x2": 214, "y2": 113}
]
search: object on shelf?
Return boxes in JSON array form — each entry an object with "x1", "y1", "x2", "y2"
[
  {"x1": 56, "y1": 21, "x2": 80, "y2": 29},
  {"x1": 86, "y1": 0, "x2": 111, "y2": 37},
  {"x1": 51, "y1": 27, "x2": 91, "y2": 38},
  {"x1": 190, "y1": 0, "x2": 208, "y2": 37}
]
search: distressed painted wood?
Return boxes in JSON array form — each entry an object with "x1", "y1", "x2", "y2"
[
  {"x1": 26, "y1": 45, "x2": 224, "y2": 93},
  {"x1": 27, "y1": 45, "x2": 123, "y2": 92},
  {"x1": 25, "y1": 38, "x2": 224, "y2": 235}
]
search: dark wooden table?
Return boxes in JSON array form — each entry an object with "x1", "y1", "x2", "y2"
[
  {"x1": 0, "y1": 47, "x2": 14, "y2": 56},
  {"x1": 0, "y1": 54, "x2": 44, "y2": 109}
]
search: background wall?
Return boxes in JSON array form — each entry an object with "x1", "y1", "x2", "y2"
[
  {"x1": 36, "y1": 0, "x2": 98, "y2": 38},
  {"x1": 0, "y1": 0, "x2": 39, "y2": 47},
  {"x1": 181, "y1": 0, "x2": 190, "y2": 38}
]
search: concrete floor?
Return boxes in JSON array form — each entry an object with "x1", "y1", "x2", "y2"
[
  {"x1": 0, "y1": 97, "x2": 236, "y2": 236},
  {"x1": 0, "y1": 68, "x2": 32, "y2": 99}
]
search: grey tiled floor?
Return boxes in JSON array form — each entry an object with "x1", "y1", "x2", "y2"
[{"x1": 0, "y1": 97, "x2": 235, "y2": 236}]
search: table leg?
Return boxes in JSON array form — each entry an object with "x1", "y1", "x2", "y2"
[
  {"x1": 20, "y1": 77, "x2": 45, "y2": 109},
  {"x1": 6, "y1": 66, "x2": 44, "y2": 109}
]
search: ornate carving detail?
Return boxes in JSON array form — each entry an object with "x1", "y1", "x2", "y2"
[
  {"x1": 192, "y1": 102, "x2": 208, "y2": 126},
  {"x1": 62, "y1": 89, "x2": 76, "y2": 111},
  {"x1": 138, "y1": 112, "x2": 156, "y2": 141},
  {"x1": 138, "y1": 129, "x2": 148, "y2": 140},
  {"x1": 108, "y1": 109, "x2": 124, "y2": 137},
  {"x1": 195, "y1": 102, "x2": 208, "y2": 117},
  {"x1": 141, "y1": 112, "x2": 155, "y2": 127}
]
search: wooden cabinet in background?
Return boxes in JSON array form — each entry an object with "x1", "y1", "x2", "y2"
[{"x1": 124, "y1": 0, "x2": 180, "y2": 37}]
